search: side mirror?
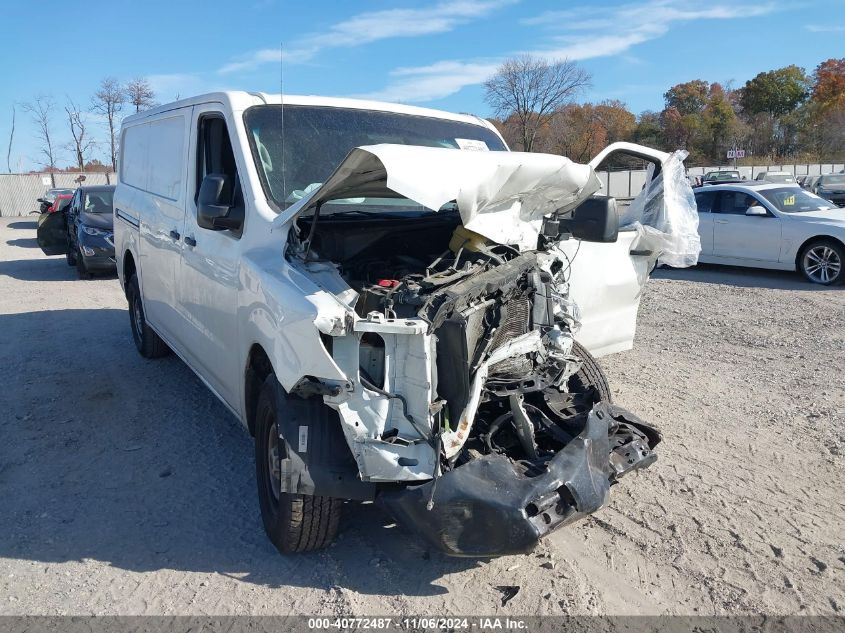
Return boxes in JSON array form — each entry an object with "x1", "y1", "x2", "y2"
[
  {"x1": 37, "y1": 198, "x2": 47, "y2": 204},
  {"x1": 746, "y1": 205, "x2": 768, "y2": 216},
  {"x1": 556, "y1": 196, "x2": 619, "y2": 243},
  {"x1": 197, "y1": 174, "x2": 242, "y2": 231}
]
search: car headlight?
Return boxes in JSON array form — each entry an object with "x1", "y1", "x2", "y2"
[{"x1": 82, "y1": 226, "x2": 107, "y2": 236}]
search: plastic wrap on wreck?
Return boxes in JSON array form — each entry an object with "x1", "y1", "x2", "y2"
[{"x1": 620, "y1": 150, "x2": 701, "y2": 268}]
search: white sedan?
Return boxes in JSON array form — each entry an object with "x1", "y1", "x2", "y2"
[{"x1": 694, "y1": 183, "x2": 845, "y2": 284}]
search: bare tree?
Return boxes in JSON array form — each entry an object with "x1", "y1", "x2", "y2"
[
  {"x1": 65, "y1": 98, "x2": 96, "y2": 171},
  {"x1": 126, "y1": 78, "x2": 156, "y2": 113},
  {"x1": 92, "y1": 77, "x2": 125, "y2": 169},
  {"x1": 22, "y1": 95, "x2": 59, "y2": 170},
  {"x1": 5, "y1": 104, "x2": 14, "y2": 173},
  {"x1": 484, "y1": 54, "x2": 592, "y2": 152}
]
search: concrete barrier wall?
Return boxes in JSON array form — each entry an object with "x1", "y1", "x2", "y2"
[
  {"x1": 2, "y1": 162, "x2": 842, "y2": 216},
  {"x1": 0, "y1": 173, "x2": 116, "y2": 217}
]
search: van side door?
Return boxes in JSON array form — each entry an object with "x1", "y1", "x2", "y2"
[
  {"x1": 126, "y1": 115, "x2": 191, "y2": 344},
  {"x1": 176, "y1": 105, "x2": 244, "y2": 408}
]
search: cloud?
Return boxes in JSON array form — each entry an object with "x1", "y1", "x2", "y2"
[
  {"x1": 218, "y1": 0, "x2": 515, "y2": 74},
  {"x1": 804, "y1": 24, "x2": 845, "y2": 32},
  {"x1": 363, "y1": 0, "x2": 778, "y2": 103},
  {"x1": 523, "y1": 0, "x2": 777, "y2": 61},
  {"x1": 354, "y1": 61, "x2": 499, "y2": 103}
]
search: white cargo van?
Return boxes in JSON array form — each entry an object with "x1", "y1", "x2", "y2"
[{"x1": 114, "y1": 92, "x2": 697, "y2": 557}]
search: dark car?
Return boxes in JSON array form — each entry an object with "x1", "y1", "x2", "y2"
[
  {"x1": 813, "y1": 174, "x2": 845, "y2": 207},
  {"x1": 36, "y1": 188, "x2": 74, "y2": 213},
  {"x1": 36, "y1": 185, "x2": 116, "y2": 278},
  {"x1": 702, "y1": 170, "x2": 742, "y2": 185}
]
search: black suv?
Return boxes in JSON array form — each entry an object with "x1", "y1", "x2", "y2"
[{"x1": 37, "y1": 185, "x2": 116, "y2": 278}]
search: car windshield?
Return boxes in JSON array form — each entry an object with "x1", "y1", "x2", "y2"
[
  {"x1": 819, "y1": 175, "x2": 845, "y2": 186},
  {"x1": 83, "y1": 191, "x2": 114, "y2": 213},
  {"x1": 765, "y1": 173, "x2": 795, "y2": 183},
  {"x1": 706, "y1": 171, "x2": 739, "y2": 181},
  {"x1": 759, "y1": 187, "x2": 836, "y2": 213},
  {"x1": 244, "y1": 105, "x2": 507, "y2": 213}
]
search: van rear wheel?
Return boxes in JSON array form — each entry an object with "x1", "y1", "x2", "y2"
[
  {"x1": 255, "y1": 375, "x2": 342, "y2": 553},
  {"x1": 126, "y1": 274, "x2": 170, "y2": 358}
]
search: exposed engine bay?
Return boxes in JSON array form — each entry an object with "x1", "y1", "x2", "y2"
[
  {"x1": 288, "y1": 210, "x2": 661, "y2": 555},
  {"x1": 272, "y1": 143, "x2": 697, "y2": 556}
]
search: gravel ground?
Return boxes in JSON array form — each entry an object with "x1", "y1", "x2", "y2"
[{"x1": 1, "y1": 216, "x2": 843, "y2": 616}]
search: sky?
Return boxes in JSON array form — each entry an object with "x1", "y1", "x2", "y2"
[{"x1": 1, "y1": 0, "x2": 842, "y2": 171}]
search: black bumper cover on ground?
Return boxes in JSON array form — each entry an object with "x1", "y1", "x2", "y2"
[{"x1": 380, "y1": 402, "x2": 660, "y2": 557}]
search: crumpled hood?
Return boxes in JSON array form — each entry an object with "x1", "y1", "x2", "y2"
[
  {"x1": 79, "y1": 211, "x2": 114, "y2": 231},
  {"x1": 281, "y1": 144, "x2": 602, "y2": 250}
]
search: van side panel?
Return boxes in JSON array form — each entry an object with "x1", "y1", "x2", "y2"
[{"x1": 130, "y1": 113, "x2": 191, "y2": 345}]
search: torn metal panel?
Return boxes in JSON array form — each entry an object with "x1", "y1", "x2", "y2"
[{"x1": 281, "y1": 144, "x2": 603, "y2": 251}]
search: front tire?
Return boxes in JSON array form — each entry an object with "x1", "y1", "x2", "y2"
[
  {"x1": 568, "y1": 340, "x2": 612, "y2": 402},
  {"x1": 255, "y1": 375, "x2": 342, "y2": 553},
  {"x1": 799, "y1": 240, "x2": 843, "y2": 285},
  {"x1": 76, "y1": 247, "x2": 91, "y2": 279},
  {"x1": 126, "y1": 274, "x2": 170, "y2": 358}
]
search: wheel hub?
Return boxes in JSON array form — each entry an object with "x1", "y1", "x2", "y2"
[{"x1": 804, "y1": 246, "x2": 841, "y2": 284}]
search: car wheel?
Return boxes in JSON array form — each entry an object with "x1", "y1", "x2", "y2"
[
  {"x1": 255, "y1": 374, "x2": 342, "y2": 553},
  {"x1": 126, "y1": 274, "x2": 170, "y2": 358},
  {"x1": 568, "y1": 340, "x2": 612, "y2": 403},
  {"x1": 799, "y1": 240, "x2": 844, "y2": 285},
  {"x1": 76, "y1": 247, "x2": 92, "y2": 279}
]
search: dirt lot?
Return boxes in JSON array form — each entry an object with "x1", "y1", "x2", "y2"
[{"x1": 0, "y1": 216, "x2": 843, "y2": 616}]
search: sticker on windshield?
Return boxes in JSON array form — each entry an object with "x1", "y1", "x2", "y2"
[
  {"x1": 783, "y1": 194, "x2": 796, "y2": 206},
  {"x1": 455, "y1": 138, "x2": 489, "y2": 151}
]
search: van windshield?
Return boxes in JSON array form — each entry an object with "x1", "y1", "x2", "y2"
[{"x1": 244, "y1": 105, "x2": 507, "y2": 212}]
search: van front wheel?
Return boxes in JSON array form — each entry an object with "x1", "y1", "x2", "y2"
[
  {"x1": 126, "y1": 274, "x2": 170, "y2": 358},
  {"x1": 255, "y1": 375, "x2": 342, "y2": 553}
]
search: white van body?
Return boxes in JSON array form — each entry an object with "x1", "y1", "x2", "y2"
[{"x1": 114, "y1": 92, "x2": 685, "y2": 556}]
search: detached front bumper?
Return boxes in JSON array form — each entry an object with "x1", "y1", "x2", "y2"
[{"x1": 379, "y1": 402, "x2": 660, "y2": 557}]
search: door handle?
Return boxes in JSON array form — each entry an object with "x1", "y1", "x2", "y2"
[
  {"x1": 169, "y1": 230, "x2": 181, "y2": 240},
  {"x1": 184, "y1": 236, "x2": 197, "y2": 247}
]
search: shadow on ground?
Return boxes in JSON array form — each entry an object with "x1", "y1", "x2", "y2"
[
  {"x1": 654, "y1": 263, "x2": 843, "y2": 291},
  {"x1": 6, "y1": 237, "x2": 40, "y2": 249},
  {"x1": 6, "y1": 220, "x2": 38, "y2": 230},
  {"x1": 0, "y1": 308, "x2": 477, "y2": 596}
]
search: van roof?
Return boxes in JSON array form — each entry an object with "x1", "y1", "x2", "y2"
[{"x1": 121, "y1": 91, "x2": 496, "y2": 132}]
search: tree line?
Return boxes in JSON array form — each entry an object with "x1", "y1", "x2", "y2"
[
  {"x1": 11, "y1": 77, "x2": 157, "y2": 173},
  {"x1": 486, "y1": 55, "x2": 845, "y2": 166}
]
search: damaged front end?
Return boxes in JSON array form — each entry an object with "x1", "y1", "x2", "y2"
[{"x1": 276, "y1": 144, "x2": 685, "y2": 556}]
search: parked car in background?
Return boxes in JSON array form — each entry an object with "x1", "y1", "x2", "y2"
[
  {"x1": 804, "y1": 175, "x2": 820, "y2": 192},
  {"x1": 37, "y1": 185, "x2": 116, "y2": 278},
  {"x1": 36, "y1": 188, "x2": 74, "y2": 213},
  {"x1": 812, "y1": 174, "x2": 845, "y2": 207},
  {"x1": 702, "y1": 170, "x2": 742, "y2": 185},
  {"x1": 110, "y1": 92, "x2": 699, "y2": 557},
  {"x1": 693, "y1": 182, "x2": 845, "y2": 284},
  {"x1": 755, "y1": 171, "x2": 796, "y2": 184}
]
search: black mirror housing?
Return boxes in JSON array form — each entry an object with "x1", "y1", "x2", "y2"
[
  {"x1": 197, "y1": 174, "x2": 241, "y2": 231},
  {"x1": 555, "y1": 196, "x2": 619, "y2": 243}
]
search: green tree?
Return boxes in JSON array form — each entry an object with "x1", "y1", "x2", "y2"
[
  {"x1": 664, "y1": 80, "x2": 709, "y2": 115},
  {"x1": 739, "y1": 65, "x2": 809, "y2": 117},
  {"x1": 701, "y1": 83, "x2": 738, "y2": 162}
]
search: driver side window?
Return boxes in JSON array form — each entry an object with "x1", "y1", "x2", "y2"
[{"x1": 719, "y1": 191, "x2": 760, "y2": 215}]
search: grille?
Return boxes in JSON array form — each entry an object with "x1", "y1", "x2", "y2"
[{"x1": 490, "y1": 297, "x2": 531, "y2": 351}]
